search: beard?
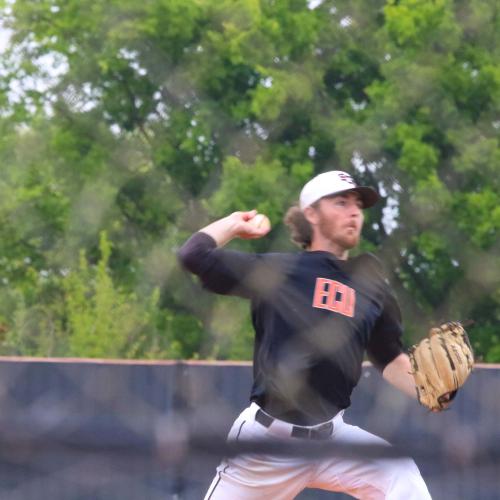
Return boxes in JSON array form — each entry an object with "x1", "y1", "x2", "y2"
[{"x1": 317, "y1": 213, "x2": 361, "y2": 250}]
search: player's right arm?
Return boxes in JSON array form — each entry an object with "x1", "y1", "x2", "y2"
[
  {"x1": 198, "y1": 210, "x2": 270, "y2": 247},
  {"x1": 177, "y1": 211, "x2": 272, "y2": 298}
]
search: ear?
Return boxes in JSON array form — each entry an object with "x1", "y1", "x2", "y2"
[{"x1": 303, "y1": 205, "x2": 319, "y2": 226}]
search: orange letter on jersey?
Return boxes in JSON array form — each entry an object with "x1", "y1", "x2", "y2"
[
  {"x1": 312, "y1": 278, "x2": 356, "y2": 318},
  {"x1": 312, "y1": 278, "x2": 332, "y2": 310}
]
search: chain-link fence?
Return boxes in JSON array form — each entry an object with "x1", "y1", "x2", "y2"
[{"x1": 0, "y1": 357, "x2": 497, "y2": 499}]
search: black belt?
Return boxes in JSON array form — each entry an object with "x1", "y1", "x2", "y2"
[{"x1": 255, "y1": 409, "x2": 333, "y2": 440}]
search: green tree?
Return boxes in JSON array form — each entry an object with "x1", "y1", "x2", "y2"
[{"x1": 0, "y1": 0, "x2": 498, "y2": 361}]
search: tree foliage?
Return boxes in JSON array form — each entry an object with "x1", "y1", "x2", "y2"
[{"x1": 0, "y1": 0, "x2": 498, "y2": 360}]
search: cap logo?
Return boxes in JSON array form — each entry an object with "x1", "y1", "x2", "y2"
[{"x1": 338, "y1": 172, "x2": 355, "y2": 185}]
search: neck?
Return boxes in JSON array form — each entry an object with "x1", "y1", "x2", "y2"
[{"x1": 308, "y1": 240, "x2": 349, "y2": 260}]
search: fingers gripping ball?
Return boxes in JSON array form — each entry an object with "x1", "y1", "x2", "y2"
[
  {"x1": 409, "y1": 322, "x2": 474, "y2": 412},
  {"x1": 249, "y1": 213, "x2": 271, "y2": 232}
]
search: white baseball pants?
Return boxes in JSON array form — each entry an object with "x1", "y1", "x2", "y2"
[{"x1": 204, "y1": 403, "x2": 432, "y2": 500}]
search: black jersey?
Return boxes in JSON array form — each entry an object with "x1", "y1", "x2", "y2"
[{"x1": 178, "y1": 232, "x2": 403, "y2": 425}]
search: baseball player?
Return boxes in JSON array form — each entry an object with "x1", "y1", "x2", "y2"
[{"x1": 178, "y1": 171, "x2": 432, "y2": 499}]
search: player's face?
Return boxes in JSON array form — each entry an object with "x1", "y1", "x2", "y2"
[{"x1": 314, "y1": 192, "x2": 364, "y2": 250}]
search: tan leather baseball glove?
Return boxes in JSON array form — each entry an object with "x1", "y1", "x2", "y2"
[{"x1": 408, "y1": 321, "x2": 474, "y2": 412}]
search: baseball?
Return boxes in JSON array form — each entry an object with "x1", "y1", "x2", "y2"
[{"x1": 250, "y1": 213, "x2": 271, "y2": 232}]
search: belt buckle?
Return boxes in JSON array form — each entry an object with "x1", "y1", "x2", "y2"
[
  {"x1": 310, "y1": 421, "x2": 333, "y2": 439},
  {"x1": 291, "y1": 421, "x2": 333, "y2": 440}
]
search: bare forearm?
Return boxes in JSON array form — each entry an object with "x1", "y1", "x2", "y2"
[
  {"x1": 382, "y1": 353, "x2": 417, "y2": 400},
  {"x1": 200, "y1": 213, "x2": 246, "y2": 247}
]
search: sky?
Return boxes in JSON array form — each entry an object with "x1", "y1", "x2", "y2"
[{"x1": 0, "y1": 24, "x2": 12, "y2": 53}]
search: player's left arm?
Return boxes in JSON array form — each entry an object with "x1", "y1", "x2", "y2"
[
  {"x1": 382, "y1": 353, "x2": 417, "y2": 400},
  {"x1": 362, "y1": 253, "x2": 425, "y2": 401}
]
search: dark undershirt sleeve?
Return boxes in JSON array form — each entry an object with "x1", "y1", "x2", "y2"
[
  {"x1": 177, "y1": 232, "x2": 266, "y2": 299},
  {"x1": 366, "y1": 286, "x2": 404, "y2": 371}
]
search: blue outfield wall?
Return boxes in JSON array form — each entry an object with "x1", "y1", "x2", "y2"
[{"x1": 0, "y1": 357, "x2": 497, "y2": 500}]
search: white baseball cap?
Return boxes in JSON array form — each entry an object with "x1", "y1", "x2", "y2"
[{"x1": 299, "y1": 170, "x2": 379, "y2": 210}]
